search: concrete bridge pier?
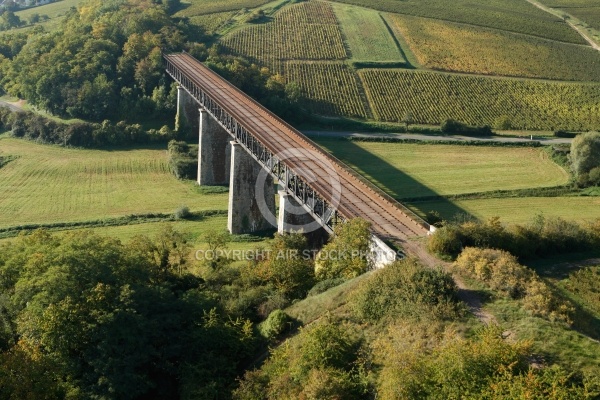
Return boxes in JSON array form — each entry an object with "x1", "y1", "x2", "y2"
[
  {"x1": 228, "y1": 141, "x2": 276, "y2": 234},
  {"x1": 278, "y1": 190, "x2": 330, "y2": 246},
  {"x1": 175, "y1": 85, "x2": 199, "y2": 134},
  {"x1": 198, "y1": 109, "x2": 231, "y2": 185}
]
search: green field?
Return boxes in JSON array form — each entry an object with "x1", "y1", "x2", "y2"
[
  {"x1": 410, "y1": 196, "x2": 600, "y2": 224},
  {"x1": 386, "y1": 13, "x2": 600, "y2": 82},
  {"x1": 0, "y1": 137, "x2": 228, "y2": 229},
  {"x1": 330, "y1": 0, "x2": 585, "y2": 44},
  {"x1": 187, "y1": 11, "x2": 237, "y2": 33},
  {"x1": 8, "y1": 0, "x2": 85, "y2": 32},
  {"x1": 311, "y1": 138, "x2": 600, "y2": 225},
  {"x1": 175, "y1": 0, "x2": 270, "y2": 16},
  {"x1": 359, "y1": 69, "x2": 600, "y2": 130},
  {"x1": 332, "y1": 3, "x2": 405, "y2": 63},
  {"x1": 316, "y1": 139, "x2": 569, "y2": 199}
]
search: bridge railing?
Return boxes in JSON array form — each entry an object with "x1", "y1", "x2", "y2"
[{"x1": 165, "y1": 55, "x2": 344, "y2": 233}]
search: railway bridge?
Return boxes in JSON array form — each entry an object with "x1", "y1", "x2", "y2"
[{"x1": 164, "y1": 52, "x2": 431, "y2": 265}]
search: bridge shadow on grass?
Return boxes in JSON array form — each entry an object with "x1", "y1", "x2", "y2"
[{"x1": 313, "y1": 138, "x2": 469, "y2": 222}]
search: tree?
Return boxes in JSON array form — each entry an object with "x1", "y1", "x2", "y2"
[
  {"x1": 0, "y1": 11, "x2": 22, "y2": 31},
  {"x1": 570, "y1": 131, "x2": 600, "y2": 181},
  {"x1": 315, "y1": 218, "x2": 372, "y2": 280}
]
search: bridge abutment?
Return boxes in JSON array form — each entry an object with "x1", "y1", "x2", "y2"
[
  {"x1": 228, "y1": 141, "x2": 276, "y2": 234},
  {"x1": 198, "y1": 109, "x2": 231, "y2": 185}
]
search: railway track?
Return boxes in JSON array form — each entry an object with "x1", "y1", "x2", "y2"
[{"x1": 165, "y1": 53, "x2": 429, "y2": 241}]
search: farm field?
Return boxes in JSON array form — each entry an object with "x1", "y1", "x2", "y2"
[
  {"x1": 8, "y1": 0, "x2": 85, "y2": 32},
  {"x1": 331, "y1": 3, "x2": 405, "y2": 63},
  {"x1": 0, "y1": 137, "x2": 228, "y2": 229},
  {"x1": 314, "y1": 139, "x2": 569, "y2": 198},
  {"x1": 359, "y1": 69, "x2": 600, "y2": 130},
  {"x1": 284, "y1": 62, "x2": 369, "y2": 118},
  {"x1": 410, "y1": 196, "x2": 600, "y2": 225},
  {"x1": 385, "y1": 14, "x2": 600, "y2": 82},
  {"x1": 562, "y1": 6, "x2": 600, "y2": 30},
  {"x1": 175, "y1": 0, "x2": 270, "y2": 16},
  {"x1": 221, "y1": 1, "x2": 347, "y2": 73},
  {"x1": 186, "y1": 11, "x2": 237, "y2": 33},
  {"x1": 329, "y1": 0, "x2": 584, "y2": 44}
]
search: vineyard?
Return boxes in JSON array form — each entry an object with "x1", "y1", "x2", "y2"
[
  {"x1": 175, "y1": 0, "x2": 270, "y2": 16},
  {"x1": 561, "y1": 6, "x2": 600, "y2": 30},
  {"x1": 187, "y1": 11, "x2": 237, "y2": 33},
  {"x1": 221, "y1": 1, "x2": 347, "y2": 73},
  {"x1": 331, "y1": 3, "x2": 405, "y2": 63},
  {"x1": 359, "y1": 69, "x2": 600, "y2": 131},
  {"x1": 386, "y1": 14, "x2": 600, "y2": 82},
  {"x1": 285, "y1": 61, "x2": 369, "y2": 118},
  {"x1": 329, "y1": 0, "x2": 585, "y2": 44}
]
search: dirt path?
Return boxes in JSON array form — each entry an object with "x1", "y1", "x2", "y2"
[
  {"x1": 0, "y1": 100, "x2": 25, "y2": 113},
  {"x1": 525, "y1": 0, "x2": 600, "y2": 51},
  {"x1": 403, "y1": 240, "x2": 497, "y2": 325}
]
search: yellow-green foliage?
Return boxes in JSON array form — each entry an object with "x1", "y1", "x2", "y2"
[
  {"x1": 284, "y1": 62, "x2": 369, "y2": 118},
  {"x1": 359, "y1": 69, "x2": 600, "y2": 131},
  {"x1": 352, "y1": 258, "x2": 462, "y2": 322},
  {"x1": 563, "y1": 266, "x2": 600, "y2": 315},
  {"x1": 220, "y1": 1, "x2": 347, "y2": 73},
  {"x1": 455, "y1": 247, "x2": 574, "y2": 323},
  {"x1": 234, "y1": 319, "x2": 366, "y2": 399},
  {"x1": 315, "y1": 218, "x2": 372, "y2": 280},
  {"x1": 332, "y1": 3, "x2": 405, "y2": 62},
  {"x1": 387, "y1": 14, "x2": 600, "y2": 82},
  {"x1": 374, "y1": 324, "x2": 533, "y2": 399}
]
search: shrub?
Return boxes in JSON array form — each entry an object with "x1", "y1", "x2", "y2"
[
  {"x1": 173, "y1": 205, "x2": 191, "y2": 220},
  {"x1": 441, "y1": 119, "x2": 493, "y2": 136},
  {"x1": 315, "y1": 218, "x2": 372, "y2": 280},
  {"x1": 570, "y1": 131, "x2": 600, "y2": 180},
  {"x1": 307, "y1": 278, "x2": 346, "y2": 297},
  {"x1": 454, "y1": 247, "x2": 573, "y2": 323},
  {"x1": 353, "y1": 258, "x2": 462, "y2": 322},
  {"x1": 259, "y1": 309, "x2": 291, "y2": 339},
  {"x1": 455, "y1": 248, "x2": 532, "y2": 298}
]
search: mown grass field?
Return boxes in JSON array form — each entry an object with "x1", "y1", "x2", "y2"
[
  {"x1": 359, "y1": 69, "x2": 600, "y2": 131},
  {"x1": 411, "y1": 197, "x2": 600, "y2": 224},
  {"x1": 315, "y1": 139, "x2": 569, "y2": 199},
  {"x1": 0, "y1": 137, "x2": 228, "y2": 228},
  {"x1": 331, "y1": 3, "x2": 405, "y2": 63},
  {"x1": 329, "y1": 0, "x2": 584, "y2": 44},
  {"x1": 386, "y1": 14, "x2": 600, "y2": 82},
  {"x1": 8, "y1": 0, "x2": 85, "y2": 32}
]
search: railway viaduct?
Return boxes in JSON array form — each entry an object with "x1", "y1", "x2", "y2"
[{"x1": 164, "y1": 52, "x2": 432, "y2": 266}]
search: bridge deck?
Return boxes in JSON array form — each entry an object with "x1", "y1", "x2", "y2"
[{"x1": 165, "y1": 53, "x2": 428, "y2": 241}]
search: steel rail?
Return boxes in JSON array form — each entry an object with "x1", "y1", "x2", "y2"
[{"x1": 164, "y1": 52, "x2": 429, "y2": 240}]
